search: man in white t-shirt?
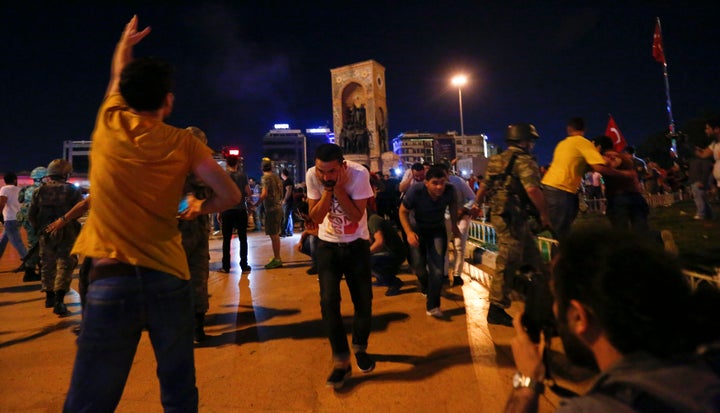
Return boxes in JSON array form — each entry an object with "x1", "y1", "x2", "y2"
[
  {"x1": 0, "y1": 172, "x2": 28, "y2": 262},
  {"x1": 306, "y1": 143, "x2": 375, "y2": 390}
]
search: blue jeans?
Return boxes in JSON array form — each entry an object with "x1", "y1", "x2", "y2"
[
  {"x1": 0, "y1": 220, "x2": 27, "y2": 259},
  {"x1": 692, "y1": 182, "x2": 714, "y2": 219},
  {"x1": 316, "y1": 238, "x2": 372, "y2": 361},
  {"x1": 64, "y1": 268, "x2": 198, "y2": 413},
  {"x1": 282, "y1": 203, "x2": 294, "y2": 235},
  {"x1": 409, "y1": 227, "x2": 447, "y2": 311},
  {"x1": 542, "y1": 185, "x2": 578, "y2": 242},
  {"x1": 606, "y1": 193, "x2": 649, "y2": 232},
  {"x1": 370, "y1": 252, "x2": 402, "y2": 286}
]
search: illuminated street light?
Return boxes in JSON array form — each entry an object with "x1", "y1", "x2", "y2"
[{"x1": 451, "y1": 74, "x2": 467, "y2": 136}]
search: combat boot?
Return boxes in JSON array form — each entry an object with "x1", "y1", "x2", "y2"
[
  {"x1": 194, "y1": 313, "x2": 207, "y2": 342},
  {"x1": 53, "y1": 290, "x2": 70, "y2": 317},
  {"x1": 23, "y1": 268, "x2": 40, "y2": 282},
  {"x1": 44, "y1": 291, "x2": 55, "y2": 308}
]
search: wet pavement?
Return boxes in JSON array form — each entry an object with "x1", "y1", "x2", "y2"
[{"x1": 0, "y1": 229, "x2": 590, "y2": 412}]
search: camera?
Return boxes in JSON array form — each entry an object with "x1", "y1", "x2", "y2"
[{"x1": 513, "y1": 265, "x2": 556, "y2": 343}]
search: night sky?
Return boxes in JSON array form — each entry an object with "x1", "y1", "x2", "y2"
[{"x1": 2, "y1": 1, "x2": 719, "y2": 177}]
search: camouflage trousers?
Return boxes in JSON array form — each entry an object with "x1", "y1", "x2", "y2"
[
  {"x1": 39, "y1": 233, "x2": 78, "y2": 293},
  {"x1": 489, "y1": 214, "x2": 544, "y2": 308},
  {"x1": 181, "y1": 226, "x2": 210, "y2": 314}
]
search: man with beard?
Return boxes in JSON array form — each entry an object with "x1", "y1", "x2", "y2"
[
  {"x1": 306, "y1": 143, "x2": 375, "y2": 390},
  {"x1": 503, "y1": 226, "x2": 720, "y2": 413}
]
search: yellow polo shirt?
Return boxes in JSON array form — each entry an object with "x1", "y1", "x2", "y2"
[
  {"x1": 541, "y1": 135, "x2": 606, "y2": 193},
  {"x1": 72, "y1": 94, "x2": 211, "y2": 280}
]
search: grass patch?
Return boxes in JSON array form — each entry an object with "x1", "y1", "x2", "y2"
[{"x1": 574, "y1": 200, "x2": 720, "y2": 274}]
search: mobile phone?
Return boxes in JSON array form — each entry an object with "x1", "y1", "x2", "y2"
[{"x1": 178, "y1": 196, "x2": 190, "y2": 214}]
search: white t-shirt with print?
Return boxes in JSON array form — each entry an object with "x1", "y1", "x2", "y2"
[
  {"x1": 0, "y1": 185, "x2": 21, "y2": 221},
  {"x1": 306, "y1": 160, "x2": 374, "y2": 243}
]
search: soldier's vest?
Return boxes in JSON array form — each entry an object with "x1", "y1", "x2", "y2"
[
  {"x1": 32, "y1": 181, "x2": 82, "y2": 229},
  {"x1": 487, "y1": 149, "x2": 538, "y2": 221},
  {"x1": 16, "y1": 183, "x2": 42, "y2": 223}
]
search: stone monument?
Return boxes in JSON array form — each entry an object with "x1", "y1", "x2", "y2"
[{"x1": 330, "y1": 60, "x2": 389, "y2": 172}]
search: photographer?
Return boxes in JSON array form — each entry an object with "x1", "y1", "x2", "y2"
[
  {"x1": 472, "y1": 123, "x2": 552, "y2": 327},
  {"x1": 504, "y1": 226, "x2": 720, "y2": 413}
]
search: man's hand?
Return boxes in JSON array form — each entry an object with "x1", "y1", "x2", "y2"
[
  {"x1": 178, "y1": 194, "x2": 204, "y2": 221},
  {"x1": 333, "y1": 162, "x2": 349, "y2": 194},
  {"x1": 406, "y1": 231, "x2": 420, "y2": 248},
  {"x1": 121, "y1": 15, "x2": 151, "y2": 48},
  {"x1": 510, "y1": 313, "x2": 545, "y2": 382}
]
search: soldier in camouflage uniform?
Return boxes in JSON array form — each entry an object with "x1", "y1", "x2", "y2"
[
  {"x1": 180, "y1": 126, "x2": 214, "y2": 342},
  {"x1": 28, "y1": 159, "x2": 83, "y2": 316},
  {"x1": 473, "y1": 123, "x2": 552, "y2": 326},
  {"x1": 16, "y1": 166, "x2": 47, "y2": 282}
]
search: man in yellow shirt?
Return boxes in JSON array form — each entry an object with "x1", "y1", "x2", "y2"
[
  {"x1": 64, "y1": 16, "x2": 241, "y2": 412},
  {"x1": 541, "y1": 117, "x2": 632, "y2": 241}
]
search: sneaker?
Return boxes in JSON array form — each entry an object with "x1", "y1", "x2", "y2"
[
  {"x1": 487, "y1": 304, "x2": 513, "y2": 327},
  {"x1": 306, "y1": 266, "x2": 318, "y2": 275},
  {"x1": 661, "y1": 230, "x2": 679, "y2": 257},
  {"x1": 325, "y1": 365, "x2": 351, "y2": 389},
  {"x1": 264, "y1": 258, "x2": 283, "y2": 269},
  {"x1": 240, "y1": 265, "x2": 252, "y2": 272},
  {"x1": 426, "y1": 307, "x2": 444, "y2": 318},
  {"x1": 355, "y1": 352, "x2": 376, "y2": 373}
]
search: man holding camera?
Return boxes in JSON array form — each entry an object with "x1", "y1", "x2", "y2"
[
  {"x1": 472, "y1": 123, "x2": 551, "y2": 327},
  {"x1": 504, "y1": 227, "x2": 720, "y2": 413},
  {"x1": 306, "y1": 143, "x2": 375, "y2": 390}
]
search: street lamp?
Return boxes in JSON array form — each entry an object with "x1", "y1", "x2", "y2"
[{"x1": 451, "y1": 74, "x2": 467, "y2": 136}]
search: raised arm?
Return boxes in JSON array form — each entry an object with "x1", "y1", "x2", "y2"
[{"x1": 105, "y1": 15, "x2": 151, "y2": 98}]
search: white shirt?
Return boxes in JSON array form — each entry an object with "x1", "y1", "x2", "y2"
[
  {"x1": 306, "y1": 160, "x2": 374, "y2": 243},
  {"x1": 0, "y1": 185, "x2": 22, "y2": 221}
]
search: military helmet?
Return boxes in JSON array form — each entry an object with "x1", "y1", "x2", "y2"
[
  {"x1": 30, "y1": 166, "x2": 48, "y2": 181},
  {"x1": 506, "y1": 123, "x2": 540, "y2": 142},
  {"x1": 186, "y1": 126, "x2": 208, "y2": 145},
  {"x1": 47, "y1": 159, "x2": 73, "y2": 178}
]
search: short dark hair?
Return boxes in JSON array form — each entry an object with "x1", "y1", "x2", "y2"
[
  {"x1": 411, "y1": 162, "x2": 424, "y2": 171},
  {"x1": 567, "y1": 117, "x2": 585, "y2": 132},
  {"x1": 226, "y1": 156, "x2": 239, "y2": 168},
  {"x1": 4, "y1": 172, "x2": 17, "y2": 185},
  {"x1": 315, "y1": 143, "x2": 344, "y2": 163},
  {"x1": 625, "y1": 145, "x2": 636, "y2": 155},
  {"x1": 262, "y1": 161, "x2": 273, "y2": 172},
  {"x1": 424, "y1": 166, "x2": 446, "y2": 180},
  {"x1": 592, "y1": 135, "x2": 614, "y2": 152},
  {"x1": 119, "y1": 57, "x2": 174, "y2": 112},
  {"x1": 281, "y1": 168, "x2": 290, "y2": 177},
  {"x1": 554, "y1": 226, "x2": 720, "y2": 357}
]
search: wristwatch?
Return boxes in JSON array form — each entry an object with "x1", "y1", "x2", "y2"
[{"x1": 512, "y1": 371, "x2": 545, "y2": 394}]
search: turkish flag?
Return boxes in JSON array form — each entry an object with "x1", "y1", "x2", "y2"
[
  {"x1": 652, "y1": 19, "x2": 666, "y2": 64},
  {"x1": 605, "y1": 115, "x2": 627, "y2": 152}
]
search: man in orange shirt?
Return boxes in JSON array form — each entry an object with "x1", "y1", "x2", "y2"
[{"x1": 64, "y1": 16, "x2": 240, "y2": 412}]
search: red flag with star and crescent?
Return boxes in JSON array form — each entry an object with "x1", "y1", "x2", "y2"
[
  {"x1": 652, "y1": 19, "x2": 666, "y2": 65},
  {"x1": 605, "y1": 115, "x2": 627, "y2": 152}
]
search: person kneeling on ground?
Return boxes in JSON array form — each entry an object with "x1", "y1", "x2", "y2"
[{"x1": 368, "y1": 212, "x2": 406, "y2": 296}]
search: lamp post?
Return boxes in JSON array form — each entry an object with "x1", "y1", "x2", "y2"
[{"x1": 451, "y1": 74, "x2": 467, "y2": 136}]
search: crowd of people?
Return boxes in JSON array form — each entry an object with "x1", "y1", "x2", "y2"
[{"x1": 1, "y1": 15, "x2": 719, "y2": 412}]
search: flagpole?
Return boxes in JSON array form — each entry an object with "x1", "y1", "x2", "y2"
[{"x1": 656, "y1": 17, "x2": 677, "y2": 153}]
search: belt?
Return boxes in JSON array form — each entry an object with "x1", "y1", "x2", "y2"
[
  {"x1": 320, "y1": 238, "x2": 365, "y2": 248},
  {"x1": 541, "y1": 184, "x2": 573, "y2": 194},
  {"x1": 89, "y1": 262, "x2": 151, "y2": 282}
]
